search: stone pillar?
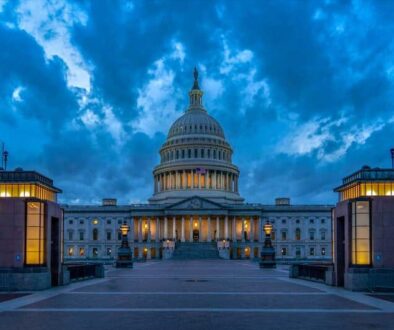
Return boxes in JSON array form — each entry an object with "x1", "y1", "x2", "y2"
[
  {"x1": 258, "y1": 216, "x2": 263, "y2": 242},
  {"x1": 242, "y1": 217, "x2": 245, "y2": 242},
  {"x1": 216, "y1": 216, "x2": 220, "y2": 240},
  {"x1": 198, "y1": 173, "x2": 201, "y2": 189},
  {"x1": 225, "y1": 215, "x2": 228, "y2": 240},
  {"x1": 213, "y1": 170, "x2": 216, "y2": 189},
  {"x1": 130, "y1": 216, "x2": 135, "y2": 242},
  {"x1": 156, "y1": 217, "x2": 160, "y2": 242},
  {"x1": 198, "y1": 216, "x2": 202, "y2": 242},
  {"x1": 232, "y1": 216, "x2": 236, "y2": 241},
  {"x1": 189, "y1": 216, "x2": 193, "y2": 241},
  {"x1": 173, "y1": 216, "x2": 176, "y2": 240},
  {"x1": 138, "y1": 217, "x2": 142, "y2": 242},
  {"x1": 192, "y1": 170, "x2": 195, "y2": 188},
  {"x1": 207, "y1": 216, "x2": 211, "y2": 242},
  {"x1": 181, "y1": 216, "x2": 185, "y2": 242},
  {"x1": 148, "y1": 217, "x2": 151, "y2": 242},
  {"x1": 250, "y1": 217, "x2": 254, "y2": 242},
  {"x1": 164, "y1": 216, "x2": 168, "y2": 239}
]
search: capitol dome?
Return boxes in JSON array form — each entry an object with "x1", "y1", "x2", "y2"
[{"x1": 149, "y1": 68, "x2": 244, "y2": 204}]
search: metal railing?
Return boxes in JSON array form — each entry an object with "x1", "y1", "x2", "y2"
[
  {"x1": 298, "y1": 264, "x2": 327, "y2": 282},
  {"x1": 66, "y1": 264, "x2": 97, "y2": 281}
]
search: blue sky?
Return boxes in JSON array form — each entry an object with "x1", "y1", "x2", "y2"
[{"x1": 0, "y1": 0, "x2": 393, "y2": 205}]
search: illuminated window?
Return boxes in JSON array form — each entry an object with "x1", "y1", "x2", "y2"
[
  {"x1": 25, "y1": 202, "x2": 45, "y2": 265},
  {"x1": 92, "y1": 248, "x2": 98, "y2": 257},
  {"x1": 68, "y1": 247, "x2": 74, "y2": 256},
  {"x1": 351, "y1": 201, "x2": 371, "y2": 265},
  {"x1": 0, "y1": 183, "x2": 55, "y2": 201},
  {"x1": 79, "y1": 247, "x2": 85, "y2": 256},
  {"x1": 281, "y1": 247, "x2": 287, "y2": 256}
]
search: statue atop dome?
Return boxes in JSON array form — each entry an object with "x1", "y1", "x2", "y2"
[
  {"x1": 189, "y1": 67, "x2": 203, "y2": 108},
  {"x1": 192, "y1": 67, "x2": 200, "y2": 90}
]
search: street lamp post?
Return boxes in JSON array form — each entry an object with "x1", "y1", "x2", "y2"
[
  {"x1": 116, "y1": 222, "x2": 133, "y2": 268},
  {"x1": 259, "y1": 220, "x2": 276, "y2": 268}
]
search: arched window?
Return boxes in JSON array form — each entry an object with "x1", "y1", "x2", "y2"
[
  {"x1": 295, "y1": 228, "x2": 301, "y2": 241},
  {"x1": 93, "y1": 228, "x2": 99, "y2": 241}
]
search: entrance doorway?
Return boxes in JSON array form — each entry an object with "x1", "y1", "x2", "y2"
[
  {"x1": 336, "y1": 216, "x2": 346, "y2": 286},
  {"x1": 50, "y1": 217, "x2": 60, "y2": 287},
  {"x1": 193, "y1": 229, "x2": 199, "y2": 242}
]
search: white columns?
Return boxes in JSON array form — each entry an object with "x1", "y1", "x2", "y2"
[
  {"x1": 198, "y1": 173, "x2": 201, "y2": 189},
  {"x1": 258, "y1": 216, "x2": 263, "y2": 242},
  {"x1": 147, "y1": 217, "x2": 151, "y2": 242},
  {"x1": 250, "y1": 217, "x2": 254, "y2": 242},
  {"x1": 181, "y1": 216, "x2": 185, "y2": 242},
  {"x1": 242, "y1": 217, "x2": 245, "y2": 242},
  {"x1": 172, "y1": 216, "x2": 176, "y2": 240},
  {"x1": 207, "y1": 216, "x2": 211, "y2": 242},
  {"x1": 216, "y1": 216, "x2": 220, "y2": 240},
  {"x1": 232, "y1": 216, "x2": 236, "y2": 241},
  {"x1": 198, "y1": 216, "x2": 202, "y2": 242},
  {"x1": 138, "y1": 217, "x2": 142, "y2": 242},
  {"x1": 164, "y1": 216, "x2": 168, "y2": 239},
  {"x1": 156, "y1": 217, "x2": 160, "y2": 242},
  {"x1": 192, "y1": 170, "x2": 195, "y2": 188},
  {"x1": 225, "y1": 216, "x2": 228, "y2": 239},
  {"x1": 189, "y1": 216, "x2": 193, "y2": 241}
]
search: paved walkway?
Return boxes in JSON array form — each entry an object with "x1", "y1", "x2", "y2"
[{"x1": 0, "y1": 260, "x2": 393, "y2": 329}]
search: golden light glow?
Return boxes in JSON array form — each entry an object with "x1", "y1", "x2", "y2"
[
  {"x1": 194, "y1": 222, "x2": 198, "y2": 228},
  {"x1": 25, "y1": 202, "x2": 45, "y2": 265},
  {"x1": 120, "y1": 223, "x2": 130, "y2": 236},
  {"x1": 144, "y1": 247, "x2": 148, "y2": 252},
  {"x1": 0, "y1": 183, "x2": 55, "y2": 201},
  {"x1": 92, "y1": 219, "x2": 99, "y2": 225},
  {"x1": 144, "y1": 223, "x2": 148, "y2": 229},
  {"x1": 351, "y1": 201, "x2": 371, "y2": 265},
  {"x1": 263, "y1": 221, "x2": 273, "y2": 236},
  {"x1": 340, "y1": 182, "x2": 394, "y2": 201}
]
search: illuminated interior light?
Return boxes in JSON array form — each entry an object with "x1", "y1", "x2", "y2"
[{"x1": 0, "y1": 192, "x2": 11, "y2": 197}]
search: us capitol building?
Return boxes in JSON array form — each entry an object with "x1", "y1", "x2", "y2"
[{"x1": 63, "y1": 69, "x2": 332, "y2": 262}]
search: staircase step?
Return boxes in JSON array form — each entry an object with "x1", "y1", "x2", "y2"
[{"x1": 172, "y1": 242, "x2": 220, "y2": 260}]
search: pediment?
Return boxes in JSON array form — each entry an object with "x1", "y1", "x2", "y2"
[{"x1": 165, "y1": 196, "x2": 224, "y2": 210}]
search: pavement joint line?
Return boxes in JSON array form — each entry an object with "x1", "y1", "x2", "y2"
[
  {"x1": 66, "y1": 291, "x2": 331, "y2": 295},
  {"x1": 10, "y1": 308, "x2": 387, "y2": 313},
  {"x1": 0, "y1": 278, "x2": 109, "y2": 313},
  {"x1": 279, "y1": 277, "x2": 394, "y2": 312}
]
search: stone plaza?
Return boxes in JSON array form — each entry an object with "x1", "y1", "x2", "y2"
[{"x1": 0, "y1": 260, "x2": 393, "y2": 330}]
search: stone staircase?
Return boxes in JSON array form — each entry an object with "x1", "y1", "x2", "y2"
[{"x1": 172, "y1": 242, "x2": 220, "y2": 259}]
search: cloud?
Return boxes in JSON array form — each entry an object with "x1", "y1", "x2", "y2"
[{"x1": 15, "y1": 0, "x2": 91, "y2": 91}]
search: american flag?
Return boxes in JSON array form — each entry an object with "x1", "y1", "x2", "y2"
[{"x1": 195, "y1": 167, "x2": 207, "y2": 174}]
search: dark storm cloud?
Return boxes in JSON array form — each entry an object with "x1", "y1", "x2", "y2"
[{"x1": 1, "y1": 0, "x2": 393, "y2": 204}]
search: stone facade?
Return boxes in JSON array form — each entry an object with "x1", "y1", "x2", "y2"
[{"x1": 63, "y1": 70, "x2": 333, "y2": 263}]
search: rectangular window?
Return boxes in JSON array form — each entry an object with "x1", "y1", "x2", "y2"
[
  {"x1": 118, "y1": 232, "x2": 122, "y2": 240},
  {"x1": 25, "y1": 202, "x2": 45, "y2": 265},
  {"x1": 281, "y1": 231, "x2": 287, "y2": 241},
  {"x1": 79, "y1": 231, "x2": 84, "y2": 241},
  {"x1": 107, "y1": 248, "x2": 112, "y2": 256},
  {"x1": 309, "y1": 231, "x2": 315, "y2": 240},
  {"x1": 296, "y1": 247, "x2": 301, "y2": 258},
  {"x1": 310, "y1": 247, "x2": 315, "y2": 256},
  {"x1": 92, "y1": 247, "x2": 98, "y2": 257},
  {"x1": 281, "y1": 247, "x2": 287, "y2": 256},
  {"x1": 107, "y1": 220, "x2": 111, "y2": 225},
  {"x1": 351, "y1": 201, "x2": 371, "y2": 265},
  {"x1": 321, "y1": 231, "x2": 326, "y2": 240},
  {"x1": 79, "y1": 247, "x2": 85, "y2": 256},
  {"x1": 106, "y1": 231, "x2": 112, "y2": 240},
  {"x1": 321, "y1": 247, "x2": 326, "y2": 256},
  {"x1": 68, "y1": 247, "x2": 74, "y2": 256},
  {"x1": 68, "y1": 231, "x2": 73, "y2": 241}
]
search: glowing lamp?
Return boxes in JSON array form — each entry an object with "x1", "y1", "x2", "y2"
[
  {"x1": 263, "y1": 221, "x2": 273, "y2": 236},
  {"x1": 144, "y1": 223, "x2": 148, "y2": 229},
  {"x1": 120, "y1": 223, "x2": 130, "y2": 236},
  {"x1": 194, "y1": 222, "x2": 198, "y2": 228}
]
